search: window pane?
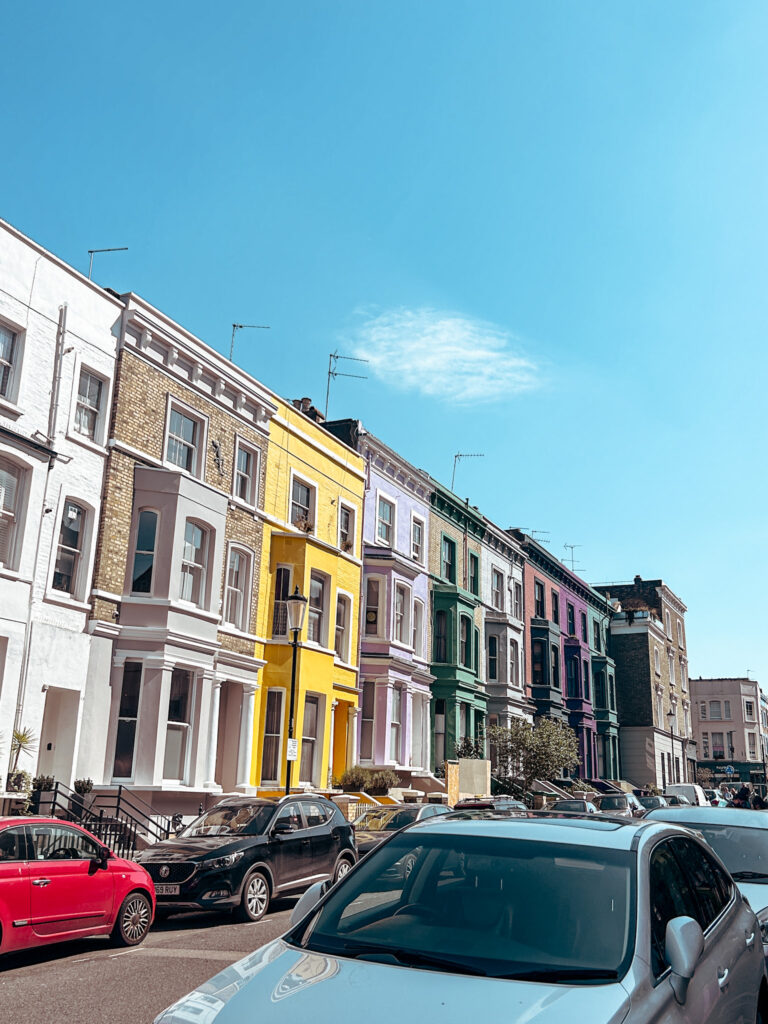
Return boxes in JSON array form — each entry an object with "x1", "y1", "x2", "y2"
[
  {"x1": 119, "y1": 663, "x2": 142, "y2": 718},
  {"x1": 169, "y1": 669, "x2": 192, "y2": 723}
]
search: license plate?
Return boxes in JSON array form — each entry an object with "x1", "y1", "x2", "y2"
[{"x1": 155, "y1": 884, "x2": 180, "y2": 896}]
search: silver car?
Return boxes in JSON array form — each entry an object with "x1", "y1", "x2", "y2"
[{"x1": 155, "y1": 816, "x2": 767, "y2": 1024}]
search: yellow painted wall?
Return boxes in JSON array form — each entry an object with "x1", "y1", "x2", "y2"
[{"x1": 251, "y1": 399, "x2": 365, "y2": 790}]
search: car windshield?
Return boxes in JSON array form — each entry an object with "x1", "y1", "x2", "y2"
[
  {"x1": 179, "y1": 804, "x2": 274, "y2": 837},
  {"x1": 555, "y1": 801, "x2": 585, "y2": 812},
  {"x1": 638, "y1": 797, "x2": 662, "y2": 809},
  {"x1": 293, "y1": 831, "x2": 635, "y2": 981},
  {"x1": 354, "y1": 808, "x2": 421, "y2": 832},
  {"x1": 599, "y1": 797, "x2": 627, "y2": 810}
]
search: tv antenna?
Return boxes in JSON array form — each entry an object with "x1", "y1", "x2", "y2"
[
  {"x1": 325, "y1": 351, "x2": 368, "y2": 418},
  {"x1": 87, "y1": 246, "x2": 128, "y2": 280},
  {"x1": 230, "y1": 323, "x2": 270, "y2": 361},
  {"x1": 563, "y1": 543, "x2": 582, "y2": 571},
  {"x1": 451, "y1": 452, "x2": 484, "y2": 490}
]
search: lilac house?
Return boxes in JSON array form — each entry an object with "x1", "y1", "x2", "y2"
[
  {"x1": 324, "y1": 420, "x2": 433, "y2": 778},
  {"x1": 558, "y1": 576, "x2": 599, "y2": 779}
]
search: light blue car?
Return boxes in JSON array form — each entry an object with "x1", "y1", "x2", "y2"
[{"x1": 156, "y1": 815, "x2": 768, "y2": 1024}]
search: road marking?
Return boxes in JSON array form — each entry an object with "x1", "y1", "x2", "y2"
[{"x1": 138, "y1": 948, "x2": 245, "y2": 961}]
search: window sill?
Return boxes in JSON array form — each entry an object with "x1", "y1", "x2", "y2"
[
  {"x1": 65, "y1": 430, "x2": 107, "y2": 457},
  {"x1": 228, "y1": 495, "x2": 261, "y2": 516},
  {"x1": 219, "y1": 623, "x2": 258, "y2": 642},
  {"x1": 0, "y1": 566, "x2": 31, "y2": 584},
  {"x1": 43, "y1": 592, "x2": 92, "y2": 613},
  {"x1": 0, "y1": 395, "x2": 22, "y2": 417}
]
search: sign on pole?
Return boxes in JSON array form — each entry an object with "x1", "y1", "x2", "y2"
[
  {"x1": 725, "y1": 765, "x2": 734, "y2": 775},
  {"x1": 286, "y1": 738, "x2": 299, "y2": 762}
]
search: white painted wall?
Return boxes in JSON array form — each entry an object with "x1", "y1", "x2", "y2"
[{"x1": 0, "y1": 219, "x2": 120, "y2": 788}]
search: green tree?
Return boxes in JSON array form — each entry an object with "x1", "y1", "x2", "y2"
[
  {"x1": 696, "y1": 766, "x2": 714, "y2": 789},
  {"x1": 488, "y1": 717, "x2": 580, "y2": 793}
]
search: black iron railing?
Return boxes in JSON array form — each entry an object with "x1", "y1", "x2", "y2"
[{"x1": 29, "y1": 782, "x2": 173, "y2": 858}]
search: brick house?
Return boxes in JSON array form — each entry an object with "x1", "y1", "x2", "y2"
[{"x1": 594, "y1": 575, "x2": 694, "y2": 789}]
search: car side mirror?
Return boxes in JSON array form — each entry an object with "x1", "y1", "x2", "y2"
[
  {"x1": 89, "y1": 847, "x2": 110, "y2": 872},
  {"x1": 665, "y1": 916, "x2": 704, "y2": 1004},
  {"x1": 289, "y1": 880, "x2": 325, "y2": 926},
  {"x1": 272, "y1": 821, "x2": 295, "y2": 837}
]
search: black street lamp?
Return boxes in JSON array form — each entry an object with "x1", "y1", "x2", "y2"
[{"x1": 285, "y1": 586, "x2": 308, "y2": 796}]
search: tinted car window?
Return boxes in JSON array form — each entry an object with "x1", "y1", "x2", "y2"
[
  {"x1": 671, "y1": 838, "x2": 730, "y2": 929},
  {"x1": 649, "y1": 840, "x2": 700, "y2": 977},
  {"x1": 29, "y1": 824, "x2": 100, "y2": 861},
  {"x1": 600, "y1": 797, "x2": 627, "y2": 811},
  {"x1": 180, "y1": 804, "x2": 274, "y2": 838},
  {"x1": 304, "y1": 801, "x2": 330, "y2": 827},
  {"x1": 275, "y1": 802, "x2": 305, "y2": 831},
  {"x1": 554, "y1": 801, "x2": 585, "y2": 812},
  {"x1": 298, "y1": 832, "x2": 635, "y2": 980},
  {"x1": 648, "y1": 818, "x2": 765, "y2": 883},
  {"x1": 355, "y1": 808, "x2": 421, "y2": 831},
  {"x1": 0, "y1": 827, "x2": 27, "y2": 861}
]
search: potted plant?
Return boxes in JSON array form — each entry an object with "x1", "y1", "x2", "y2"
[
  {"x1": 7, "y1": 726, "x2": 37, "y2": 794},
  {"x1": 71, "y1": 778, "x2": 93, "y2": 819},
  {"x1": 336, "y1": 766, "x2": 370, "y2": 792},
  {"x1": 30, "y1": 775, "x2": 56, "y2": 814}
]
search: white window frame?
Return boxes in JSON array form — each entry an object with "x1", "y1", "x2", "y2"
[
  {"x1": 299, "y1": 693, "x2": 323, "y2": 784},
  {"x1": 748, "y1": 732, "x2": 758, "y2": 760},
  {"x1": 513, "y1": 581, "x2": 523, "y2": 620},
  {"x1": 129, "y1": 507, "x2": 161, "y2": 596},
  {"x1": 111, "y1": 660, "x2": 144, "y2": 783},
  {"x1": 179, "y1": 519, "x2": 210, "y2": 609},
  {"x1": 677, "y1": 619, "x2": 684, "y2": 647},
  {"x1": 48, "y1": 496, "x2": 93, "y2": 603},
  {"x1": 665, "y1": 610, "x2": 672, "y2": 638},
  {"x1": 745, "y1": 699, "x2": 756, "y2": 722},
  {"x1": 410, "y1": 513, "x2": 425, "y2": 564},
  {"x1": 0, "y1": 451, "x2": 31, "y2": 572},
  {"x1": 334, "y1": 589, "x2": 354, "y2": 663},
  {"x1": 700, "y1": 703, "x2": 707, "y2": 720},
  {"x1": 70, "y1": 363, "x2": 109, "y2": 449},
  {"x1": 389, "y1": 686, "x2": 402, "y2": 764},
  {"x1": 164, "y1": 396, "x2": 208, "y2": 480},
  {"x1": 223, "y1": 543, "x2": 254, "y2": 632},
  {"x1": 272, "y1": 564, "x2": 292, "y2": 638},
  {"x1": 509, "y1": 638, "x2": 520, "y2": 688},
  {"x1": 654, "y1": 647, "x2": 661, "y2": 676},
  {"x1": 491, "y1": 567, "x2": 504, "y2": 611},
  {"x1": 393, "y1": 581, "x2": 412, "y2": 648},
  {"x1": 709, "y1": 700, "x2": 722, "y2": 721},
  {"x1": 163, "y1": 666, "x2": 196, "y2": 784},
  {"x1": 231, "y1": 436, "x2": 260, "y2": 508},
  {"x1": 338, "y1": 501, "x2": 356, "y2": 553},
  {"x1": 412, "y1": 598, "x2": 425, "y2": 659},
  {"x1": 288, "y1": 470, "x2": 318, "y2": 533},
  {"x1": 724, "y1": 700, "x2": 731, "y2": 720},
  {"x1": 360, "y1": 680, "x2": 376, "y2": 763},
  {"x1": 260, "y1": 688, "x2": 286, "y2": 785},
  {"x1": 307, "y1": 570, "x2": 330, "y2": 648},
  {"x1": 0, "y1": 318, "x2": 24, "y2": 408},
  {"x1": 668, "y1": 651, "x2": 676, "y2": 687},
  {"x1": 364, "y1": 574, "x2": 386, "y2": 639},
  {"x1": 375, "y1": 489, "x2": 396, "y2": 548},
  {"x1": 487, "y1": 634, "x2": 499, "y2": 681}
]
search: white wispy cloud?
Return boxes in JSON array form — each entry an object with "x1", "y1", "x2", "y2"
[{"x1": 350, "y1": 307, "x2": 540, "y2": 404}]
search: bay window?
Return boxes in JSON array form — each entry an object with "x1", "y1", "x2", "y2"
[
  {"x1": 179, "y1": 520, "x2": 208, "y2": 606},
  {"x1": 308, "y1": 572, "x2": 326, "y2": 644},
  {"x1": 164, "y1": 668, "x2": 193, "y2": 781},
  {"x1": 131, "y1": 510, "x2": 158, "y2": 594}
]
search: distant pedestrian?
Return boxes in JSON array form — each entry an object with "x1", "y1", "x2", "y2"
[
  {"x1": 735, "y1": 784, "x2": 751, "y2": 808},
  {"x1": 751, "y1": 791, "x2": 767, "y2": 810}
]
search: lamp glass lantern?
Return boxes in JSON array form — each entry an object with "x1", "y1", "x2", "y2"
[
  {"x1": 667, "y1": 708, "x2": 676, "y2": 733},
  {"x1": 286, "y1": 586, "x2": 308, "y2": 635}
]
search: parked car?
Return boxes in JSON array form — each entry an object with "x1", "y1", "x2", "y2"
[
  {"x1": 665, "y1": 783, "x2": 710, "y2": 807},
  {"x1": 353, "y1": 804, "x2": 451, "y2": 857},
  {"x1": 664, "y1": 793, "x2": 693, "y2": 807},
  {"x1": 0, "y1": 816, "x2": 154, "y2": 956},
  {"x1": 704, "y1": 788, "x2": 728, "y2": 807},
  {"x1": 637, "y1": 795, "x2": 669, "y2": 812},
  {"x1": 550, "y1": 799, "x2": 598, "y2": 814},
  {"x1": 137, "y1": 795, "x2": 356, "y2": 922},
  {"x1": 596, "y1": 792, "x2": 645, "y2": 818},
  {"x1": 646, "y1": 805, "x2": 768, "y2": 960},
  {"x1": 452, "y1": 797, "x2": 528, "y2": 814},
  {"x1": 155, "y1": 814, "x2": 768, "y2": 1024}
]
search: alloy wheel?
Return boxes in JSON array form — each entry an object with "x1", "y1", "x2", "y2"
[
  {"x1": 335, "y1": 859, "x2": 352, "y2": 882},
  {"x1": 246, "y1": 875, "x2": 269, "y2": 918},
  {"x1": 122, "y1": 896, "x2": 150, "y2": 942}
]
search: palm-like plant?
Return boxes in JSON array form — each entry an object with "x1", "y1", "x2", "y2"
[{"x1": 11, "y1": 727, "x2": 37, "y2": 771}]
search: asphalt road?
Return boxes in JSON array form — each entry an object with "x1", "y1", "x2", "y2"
[{"x1": 0, "y1": 898, "x2": 299, "y2": 1024}]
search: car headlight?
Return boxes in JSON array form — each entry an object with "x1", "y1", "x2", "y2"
[{"x1": 206, "y1": 851, "x2": 245, "y2": 871}]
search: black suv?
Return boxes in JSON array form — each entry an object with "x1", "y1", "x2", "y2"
[{"x1": 137, "y1": 795, "x2": 356, "y2": 921}]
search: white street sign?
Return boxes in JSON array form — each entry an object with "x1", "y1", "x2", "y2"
[{"x1": 286, "y1": 738, "x2": 299, "y2": 761}]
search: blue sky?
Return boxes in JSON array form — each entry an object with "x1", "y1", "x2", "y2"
[{"x1": 2, "y1": 2, "x2": 767, "y2": 683}]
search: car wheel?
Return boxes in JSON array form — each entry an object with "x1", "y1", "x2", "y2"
[
  {"x1": 333, "y1": 857, "x2": 354, "y2": 884},
  {"x1": 111, "y1": 891, "x2": 152, "y2": 946},
  {"x1": 402, "y1": 853, "x2": 417, "y2": 878},
  {"x1": 236, "y1": 870, "x2": 270, "y2": 922}
]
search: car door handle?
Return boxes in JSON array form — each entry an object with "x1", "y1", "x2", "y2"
[
  {"x1": 32, "y1": 879, "x2": 51, "y2": 887},
  {"x1": 746, "y1": 930, "x2": 756, "y2": 950},
  {"x1": 717, "y1": 967, "x2": 729, "y2": 990}
]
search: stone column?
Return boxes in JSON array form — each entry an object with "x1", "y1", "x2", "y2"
[
  {"x1": 403, "y1": 687, "x2": 414, "y2": 767},
  {"x1": 347, "y1": 706, "x2": 360, "y2": 768},
  {"x1": 326, "y1": 699, "x2": 338, "y2": 787},
  {"x1": 203, "y1": 680, "x2": 223, "y2": 789},
  {"x1": 236, "y1": 684, "x2": 257, "y2": 790},
  {"x1": 136, "y1": 659, "x2": 174, "y2": 787}
]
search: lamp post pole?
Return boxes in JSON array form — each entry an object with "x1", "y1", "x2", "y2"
[
  {"x1": 668, "y1": 709, "x2": 677, "y2": 785},
  {"x1": 284, "y1": 587, "x2": 308, "y2": 797}
]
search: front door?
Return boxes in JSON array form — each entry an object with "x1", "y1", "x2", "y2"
[
  {"x1": 27, "y1": 824, "x2": 115, "y2": 938},
  {"x1": 0, "y1": 826, "x2": 31, "y2": 952},
  {"x1": 269, "y1": 802, "x2": 312, "y2": 890}
]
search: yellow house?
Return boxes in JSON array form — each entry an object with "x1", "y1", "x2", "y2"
[{"x1": 252, "y1": 397, "x2": 365, "y2": 793}]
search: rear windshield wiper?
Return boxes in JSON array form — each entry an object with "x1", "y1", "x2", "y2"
[
  {"x1": 341, "y1": 943, "x2": 488, "y2": 976},
  {"x1": 497, "y1": 967, "x2": 619, "y2": 983},
  {"x1": 732, "y1": 871, "x2": 768, "y2": 881}
]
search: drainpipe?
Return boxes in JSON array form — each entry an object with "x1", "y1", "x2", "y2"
[{"x1": 48, "y1": 304, "x2": 68, "y2": 441}]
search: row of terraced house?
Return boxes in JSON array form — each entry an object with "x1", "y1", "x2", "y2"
[{"x1": 0, "y1": 219, "x2": 698, "y2": 814}]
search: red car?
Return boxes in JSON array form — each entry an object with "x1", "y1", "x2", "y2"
[{"x1": 0, "y1": 816, "x2": 155, "y2": 956}]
